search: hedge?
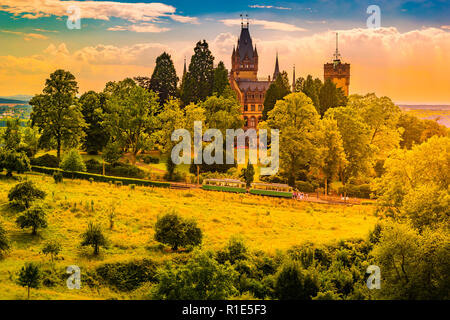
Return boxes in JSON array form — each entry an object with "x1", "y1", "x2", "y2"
[
  {"x1": 201, "y1": 185, "x2": 247, "y2": 193},
  {"x1": 249, "y1": 189, "x2": 293, "y2": 198},
  {"x1": 30, "y1": 165, "x2": 171, "y2": 188}
]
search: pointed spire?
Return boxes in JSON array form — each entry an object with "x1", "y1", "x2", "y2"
[
  {"x1": 333, "y1": 32, "x2": 341, "y2": 62},
  {"x1": 273, "y1": 51, "x2": 280, "y2": 81},
  {"x1": 240, "y1": 14, "x2": 243, "y2": 29},
  {"x1": 254, "y1": 44, "x2": 258, "y2": 57},
  {"x1": 292, "y1": 64, "x2": 296, "y2": 92}
]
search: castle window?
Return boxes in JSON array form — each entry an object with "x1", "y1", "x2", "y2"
[
  {"x1": 244, "y1": 105, "x2": 248, "y2": 112},
  {"x1": 251, "y1": 105, "x2": 255, "y2": 111},
  {"x1": 249, "y1": 116, "x2": 256, "y2": 128},
  {"x1": 258, "y1": 105, "x2": 263, "y2": 111}
]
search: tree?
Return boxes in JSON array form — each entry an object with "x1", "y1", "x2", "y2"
[
  {"x1": 301, "y1": 75, "x2": 321, "y2": 113},
  {"x1": 154, "y1": 211, "x2": 202, "y2": 251},
  {"x1": 8, "y1": 181, "x2": 46, "y2": 210},
  {"x1": 274, "y1": 260, "x2": 319, "y2": 300},
  {"x1": 264, "y1": 92, "x2": 322, "y2": 186},
  {"x1": 81, "y1": 222, "x2": 108, "y2": 255},
  {"x1": 240, "y1": 163, "x2": 255, "y2": 188},
  {"x1": 16, "y1": 205, "x2": 48, "y2": 235},
  {"x1": 324, "y1": 107, "x2": 373, "y2": 195},
  {"x1": 262, "y1": 71, "x2": 291, "y2": 120},
  {"x1": 42, "y1": 240, "x2": 62, "y2": 262},
  {"x1": 212, "y1": 61, "x2": 230, "y2": 97},
  {"x1": 318, "y1": 79, "x2": 347, "y2": 116},
  {"x1": 2, "y1": 118, "x2": 21, "y2": 150},
  {"x1": 0, "y1": 149, "x2": 31, "y2": 177},
  {"x1": 180, "y1": 40, "x2": 215, "y2": 105},
  {"x1": 80, "y1": 91, "x2": 109, "y2": 154},
  {"x1": 152, "y1": 250, "x2": 238, "y2": 299},
  {"x1": 60, "y1": 149, "x2": 86, "y2": 178},
  {"x1": 149, "y1": 52, "x2": 179, "y2": 105},
  {"x1": 319, "y1": 118, "x2": 347, "y2": 196},
  {"x1": 29, "y1": 69, "x2": 86, "y2": 160},
  {"x1": 103, "y1": 78, "x2": 161, "y2": 163},
  {"x1": 102, "y1": 141, "x2": 122, "y2": 164},
  {"x1": 17, "y1": 262, "x2": 41, "y2": 299},
  {"x1": 0, "y1": 222, "x2": 10, "y2": 258}
]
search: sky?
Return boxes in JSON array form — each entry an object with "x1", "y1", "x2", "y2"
[{"x1": 0, "y1": 0, "x2": 449, "y2": 104}]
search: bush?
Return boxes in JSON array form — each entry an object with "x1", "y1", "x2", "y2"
[
  {"x1": 42, "y1": 240, "x2": 62, "y2": 262},
  {"x1": 217, "y1": 236, "x2": 249, "y2": 264},
  {"x1": 0, "y1": 222, "x2": 10, "y2": 257},
  {"x1": 154, "y1": 211, "x2": 202, "y2": 251},
  {"x1": 96, "y1": 259, "x2": 158, "y2": 291},
  {"x1": 8, "y1": 180, "x2": 46, "y2": 209},
  {"x1": 0, "y1": 150, "x2": 31, "y2": 177},
  {"x1": 102, "y1": 141, "x2": 122, "y2": 164},
  {"x1": 115, "y1": 181, "x2": 123, "y2": 187},
  {"x1": 274, "y1": 260, "x2": 319, "y2": 300},
  {"x1": 295, "y1": 181, "x2": 315, "y2": 193},
  {"x1": 80, "y1": 222, "x2": 108, "y2": 255},
  {"x1": 30, "y1": 154, "x2": 59, "y2": 168},
  {"x1": 85, "y1": 158, "x2": 146, "y2": 179},
  {"x1": 60, "y1": 149, "x2": 86, "y2": 175},
  {"x1": 53, "y1": 171, "x2": 63, "y2": 183},
  {"x1": 89, "y1": 177, "x2": 94, "y2": 184},
  {"x1": 152, "y1": 250, "x2": 238, "y2": 299},
  {"x1": 16, "y1": 205, "x2": 48, "y2": 235}
]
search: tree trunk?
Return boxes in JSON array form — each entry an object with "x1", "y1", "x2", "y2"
[
  {"x1": 94, "y1": 244, "x2": 99, "y2": 255},
  {"x1": 324, "y1": 177, "x2": 328, "y2": 199},
  {"x1": 57, "y1": 137, "x2": 61, "y2": 161},
  {"x1": 197, "y1": 165, "x2": 200, "y2": 185},
  {"x1": 102, "y1": 160, "x2": 105, "y2": 176},
  {"x1": 27, "y1": 286, "x2": 30, "y2": 299}
]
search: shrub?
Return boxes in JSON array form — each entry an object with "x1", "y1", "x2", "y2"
[
  {"x1": 274, "y1": 260, "x2": 319, "y2": 300},
  {"x1": 89, "y1": 177, "x2": 94, "y2": 184},
  {"x1": 42, "y1": 240, "x2": 62, "y2": 262},
  {"x1": 16, "y1": 205, "x2": 48, "y2": 235},
  {"x1": 0, "y1": 149, "x2": 31, "y2": 177},
  {"x1": 152, "y1": 250, "x2": 238, "y2": 299},
  {"x1": 53, "y1": 171, "x2": 63, "y2": 184},
  {"x1": 17, "y1": 262, "x2": 41, "y2": 299},
  {"x1": 0, "y1": 222, "x2": 10, "y2": 257},
  {"x1": 8, "y1": 180, "x2": 46, "y2": 209},
  {"x1": 115, "y1": 181, "x2": 123, "y2": 187},
  {"x1": 81, "y1": 222, "x2": 108, "y2": 255},
  {"x1": 217, "y1": 236, "x2": 249, "y2": 264},
  {"x1": 60, "y1": 149, "x2": 86, "y2": 177},
  {"x1": 102, "y1": 141, "x2": 122, "y2": 164},
  {"x1": 154, "y1": 211, "x2": 202, "y2": 251},
  {"x1": 85, "y1": 158, "x2": 146, "y2": 179},
  {"x1": 295, "y1": 181, "x2": 315, "y2": 193},
  {"x1": 96, "y1": 259, "x2": 158, "y2": 291},
  {"x1": 129, "y1": 184, "x2": 136, "y2": 190},
  {"x1": 30, "y1": 154, "x2": 59, "y2": 168}
]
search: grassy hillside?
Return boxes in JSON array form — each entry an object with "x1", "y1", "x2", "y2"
[{"x1": 0, "y1": 173, "x2": 378, "y2": 300}]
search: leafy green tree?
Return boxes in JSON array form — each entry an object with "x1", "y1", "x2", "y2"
[
  {"x1": 103, "y1": 78, "x2": 161, "y2": 164},
  {"x1": 216, "y1": 236, "x2": 249, "y2": 264},
  {"x1": 262, "y1": 71, "x2": 291, "y2": 120},
  {"x1": 212, "y1": 61, "x2": 230, "y2": 97},
  {"x1": 102, "y1": 141, "x2": 122, "y2": 164},
  {"x1": 301, "y1": 75, "x2": 321, "y2": 113},
  {"x1": 20, "y1": 126, "x2": 40, "y2": 158},
  {"x1": 180, "y1": 40, "x2": 215, "y2": 105},
  {"x1": 81, "y1": 222, "x2": 108, "y2": 255},
  {"x1": 154, "y1": 211, "x2": 202, "y2": 251},
  {"x1": 42, "y1": 240, "x2": 62, "y2": 262},
  {"x1": 16, "y1": 205, "x2": 48, "y2": 235},
  {"x1": 29, "y1": 69, "x2": 86, "y2": 160},
  {"x1": 60, "y1": 149, "x2": 86, "y2": 177},
  {"x1": 8, "y1": 181, "x2": 46, "y2": 210},
  {"x1": 80, "y1": 91, "x2": 109, "y2": 154},
  {"x1": 2, "y1": 118, "x2": 21, "y2": 150},
  {"x1": 0, "y1": 149, "x2": 30, "y2": 177},
  {"x1": 263, "y1": 92, "x2": 322, "y2": 186},
  {"x1": 0, "y1": 222, "x2": 10, "y2": 258},
  {"x1": 152, "y1": 250, "x2": 238, "y2": 299},
  {"x1": 17, "y1": 262, "x2": 41, "y2": 299},
  {"x1": 319, "y1": 118, "x2": 347, "y2": 196},
  {"x1": 240, "y1": 163, "x2": 255, "y2": 188},
  {"x1": 274, "y1": 260, "x2": 319, "y2": 300},
  {"x1": 325, "y1": 107, "x2": 373, "y2": 195}
]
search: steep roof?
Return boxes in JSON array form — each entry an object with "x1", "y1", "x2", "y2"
[
  {"x1": 237, "y1": 80, "x2": 271, "y2": 92},
  {"x1": 237, "y1": 26, "x2": 254, "y2": 60}
]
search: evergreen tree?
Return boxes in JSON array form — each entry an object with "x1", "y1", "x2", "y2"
[
  {"x1": 60, "y1": 149, "x2": 86, "y2": 178},
  {"x1": 302, "y1": 75, "x2": 321, "y2": 113},
  {"x1": 80, "y1": 91, "x2": 109, "y2": 154},
  {"x1": 81, "y1": 222, "x2": 108, "y2": 255},
  {"x1": 262, "y1": 71, "x2": 291, "y2": 120},
  {"x1": 17, "y1": 263, "x2": 41, "y2": 299},
  {"x1": 2, "y1": 118, "x2": 21, "y2": 150},
  {"x1": 147, "y1": 52, "x2": 179, "y2": 105},
  {"x1": 180, "y1": 40, "x2": 215, "y2": 105},
  {"x1": 240, "y1": 163, "x2": 255, "y2": 188},
  {"x1": 213, "y1": 61, "x2": 230, "y2": 96}
]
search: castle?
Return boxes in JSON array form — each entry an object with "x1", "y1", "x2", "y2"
[{"x1": 229, "y1": 20, "x2": 350, "y2": 128}]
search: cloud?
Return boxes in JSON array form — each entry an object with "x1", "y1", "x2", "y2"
[
  {"x1": 0, "y1": 0, "x2": 198, "y2": 25},
  {"x1": 33, "y1": 29, "x2": 59, "y2": 33},
  {"x1": 1, "y1": 30, "x2": 48, "y2": 41},
  {"x1": 249, "y1": 5, "x2": 291, "y2": 10},
  {"x1": 108, "y1": 23, "x2": 170, "y2": 33},
  {"x1": 220, "y1": 19, "x2": 306, "y2": 32},
  {"x1": 441, "y1": 26, "x2": 450, "y2": 30}
]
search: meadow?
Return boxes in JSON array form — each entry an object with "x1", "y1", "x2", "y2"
[{"x1": 0, "y1": 172, "x2": 378, "y2": 300}]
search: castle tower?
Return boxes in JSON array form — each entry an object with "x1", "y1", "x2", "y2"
[
  {"x1": 231, "y1": 14, "x2": 258, "y2": 82},
  {"x1": 324, "y1": 33, "x2": 350, "y2": 96},
  {"x1": 273, "y1": 52, "x2": 280, "y2": 80}
]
